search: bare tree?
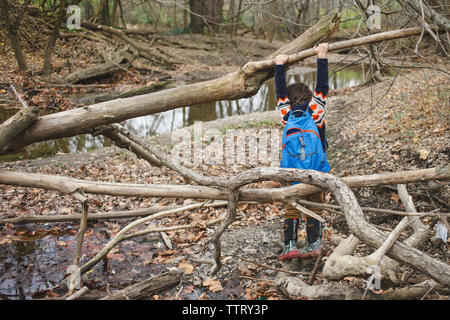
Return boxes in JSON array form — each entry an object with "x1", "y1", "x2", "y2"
[
  {"x1": 189, "y1": 0, "x2": 224, "y2": 34},
  {"x1": 0, "y1": 0, "x2": 30, "y2": 71},
  {"x1": 94, "y1": 0, "x2": 111, "y2": 25},
  {"x1": 41, "y1": 1, "x2": 72, "y2": 79}
]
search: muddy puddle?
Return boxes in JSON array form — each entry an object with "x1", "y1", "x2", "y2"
[{"x1": 0, "y1": 222, "x2": 171, "y2": 299}]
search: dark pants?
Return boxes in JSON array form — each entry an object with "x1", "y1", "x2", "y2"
[{"x1": 284, "y1": 192, "x2": 324, "y2": 244}]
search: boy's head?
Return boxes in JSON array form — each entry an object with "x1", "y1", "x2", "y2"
[{"x1": 287, "y1": 83, "x2": 313, "y2": 106}]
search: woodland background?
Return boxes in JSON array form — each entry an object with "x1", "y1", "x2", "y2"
[{"x1": 0, "y1": 0, "x2": 448, "y2": 301}]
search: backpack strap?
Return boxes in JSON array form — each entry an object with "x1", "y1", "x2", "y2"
[{"x1": 291, "y1": 109, "x2": 306, "y2": 118}]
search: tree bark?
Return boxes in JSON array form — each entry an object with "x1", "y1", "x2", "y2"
[
  {"x1": 222, "y1": 167, "x2": 450, "y2": 286},
  {"x1": 100, "y1": 270, "x2": 182, "y2": 300},
  {"x1": 95, "y1": 0, "x2": 111, "y2": 26},
  {"x1": 0, "y1": 105, "x2": 38, "y2": 150},
  {"x1": 402, "y1": 0, "x2": 450, "y2": 30},
  {"x1": 0, "y1": 166, "x2": 448, "y2": 202},
  {"x1": 189, "y1": 0, "x2": 224, "y2": 34},
  {"x1": 226, "y1": 0, "x2": 235, "y2": 35},
  {"x1": 41, "y1": 2, "x2": 68, "y2": 79},
  {"x1": 276, "y1": 275, "x2": 376, "y2": 300},
  {"x1": 63, "y1": 48, "x2": 133, "y2": 84},
  {"x1": 0, "y1": 0, "x2": 28, "y2": 71},
  {"x1": 0, "y1": 11, "x2": 340, "y2": 154},
  {"x1": 111, "y1": 0, "x2": 119, "y2": 27},
  {"x1": 2, "y1": 25, "x2": 430, "y2": 154},
  {"x1": 277, "y1": 275, "x2": 438, "y2": 300}
]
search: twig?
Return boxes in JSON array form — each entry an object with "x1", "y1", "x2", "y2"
[
  {"x1": 78, "y1": 202, "x2": 218, "y2": 275},
  {"x1": 240, "y1": 258, "x2": 304, "y2": 276},
  {"x1": 68, "y1": 192, "x2": 88, "y2": 295},
  {"x1": 307, "y1": 247, "x2": 324, "y2": 285},
  {"x1": 9, "y1": 84, "x2": 29, "y2": 108},
  {"x1": 65, "y1": 286, "x2": 89, "y2": 300},
  {"x1": 287, "y1": 201, "x2": 325, "y2": 223},
  {"x1": 297, "y1": 198, "x2": 447, "y2": 217},
  {"x1": 420, "y1": 284, "x2": 436, "y2": 300},
  {"x1": 239, "y1": 275, "x2": 273, "y2": 284},
  {"x1": 106, "y1": 283, "x2": 113, "y2": 300}
]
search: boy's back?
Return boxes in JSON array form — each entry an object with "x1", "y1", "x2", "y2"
[{"x1": 274, "y1": 43, "x2": 330, "y2": 261}]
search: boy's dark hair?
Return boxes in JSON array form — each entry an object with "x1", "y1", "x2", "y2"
[{"x1": 287, "y1": 83, "x2": 313, "y2": 106}]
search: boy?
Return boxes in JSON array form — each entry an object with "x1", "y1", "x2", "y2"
[{"x1": 274, "y1": 43, "x2": 330, "y2": 261}]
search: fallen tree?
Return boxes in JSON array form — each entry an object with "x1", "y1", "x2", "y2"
[
  {"x1": 63, "y1": 47, "x2": 135, "y2": 84},
  {"x1": 2, "y1": 18, "x2": 438, "y2": 154},
  {"x1": 322, "y1": 184, "x2": 429, "y2": 286},
  {"x1": 1, "y1": 165, "x2": 449, "y2": 287},
  {"x1": 99, "y1": 270, "x2": 182, "y2": 300},
  {"x1": 205, "y1": 167, "x2": 450, "y2": 286},
  {"x1": 0, "y1": 166, "x2": 448, "y2": 202},
  {"x1": 0, "y1": 11, "x2": 339, "y2": 153},
  {"x1": 0, "y1": 85, "x2": 39, "y2": 150},
  {"x1": 276, "y1": 275, "x2": 440, "y2": 300}
]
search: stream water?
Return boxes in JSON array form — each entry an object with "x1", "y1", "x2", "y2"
[{"x1": 0, "y1": 66, "x2": 363, "y2": 161}]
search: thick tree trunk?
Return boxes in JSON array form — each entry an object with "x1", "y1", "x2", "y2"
[
  {"x1": 41, "y1": 3, "x2": 68, "y2": 79},
  {"x1": 207, "y1": 0, "x2": 224, "y2": 33},
  {"x1": 189, "y1": 0, "x2": 206, "y2": 33},
  {"x1": 95, "y1": 0, "x2": 111, "y2": 26},
  {"x1": 0, "y1": 0, "x2": 28, "y2": 71},
  {"x1": 111, "y1": 0, "x2": 119, "y2": 27},
  {"x1": 277, "y1": 275, "x2": 438, "y2": 300},
  {"x1": 189, "y1": 0, "x2": 224, "y2": 34},
  {"x1": 226, "y1": 0, "x2": 235, "y2": 34},
  {"x1": 0, "y1": 106, "x2": 38, "y2": 150},
  {"x1": 0, "y1": 166, "x2": 448, "y2": 203}
]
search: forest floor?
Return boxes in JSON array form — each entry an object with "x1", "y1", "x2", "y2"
[{"x1": 0, "y1": 22, "x2": 449, "y2": 300}]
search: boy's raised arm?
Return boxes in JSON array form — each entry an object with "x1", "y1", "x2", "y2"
[
  {"x1": 274, "y1": 54, "x2": 291, "y2": 125},
  {"x1": 309, "y1": 43, "x2": 329, "y2": 129}
]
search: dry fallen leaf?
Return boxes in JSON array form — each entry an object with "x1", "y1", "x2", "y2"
[
  {"x1": 419, "y1": 149, "x2": 429, "y2": 160},
  {"x1": 60, "y1": 207, "x2": 72, "y2": 214},
  {"x1": 238, "y1": 265, "x2": 253, "y2": 277},
  {"x1": 178, "y1": 259, "x2": 194, "y2": 274},
  {"x1": 106, "y1": 253, "x2": 125, "y2": 262},
  {"x1": 0, "y1": 237, "x2": 12, "y2": 245},
  {"x1": 183, "y1": 285, "x2": 195, "y2": 294},
  {"x1": 202, "y1": 277, "x2": 223, "y2": 292},
  {"x1": 390, "y1": 193, "x2": 400, "y2": 204}
]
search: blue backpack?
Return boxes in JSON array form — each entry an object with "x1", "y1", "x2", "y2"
[{"x1": 280, "y1": 110, "x2": 330, "y2": 173}]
